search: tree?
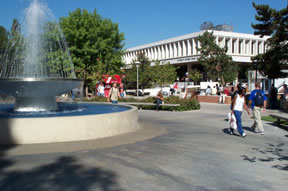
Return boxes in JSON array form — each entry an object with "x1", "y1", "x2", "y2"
[
  {"x1": 43, "y1": 21, "x2": 75, "y2": 78},
  {"x1": 0, "y1": 26, "x2": 8, "y2": 57},
  {"x1": 124, "y1": 52, "x2": 154, "y2": 90},
  {"x1": 189, "y1": 69, "x2": 202, "y2": 85},
  {"x1": 197, "y1": 31, "x2": 237, "y2": 84},
  {"x1": 124, "y1": 53, "x2": 177, "y2": 90},
  {"x1": 152, "y1": 60, "x2": 177, "y2": 88},
  {"x1": 0, "y1": 19, "x2": 25, "y2": 78},
  {"x1": 59, "y1": 8, "x2": 125, "y2": 89},
  {"x1": 251, "y1": 2, "x2": 288, "y2": 80}
]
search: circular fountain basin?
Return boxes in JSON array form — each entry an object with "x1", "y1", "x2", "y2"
[
  {"x1": 0, "y1": 78, "x2": 83, "y2": 111},
  {"x1": 0, "y1": 103, "x2": 138, "y2": 144}
]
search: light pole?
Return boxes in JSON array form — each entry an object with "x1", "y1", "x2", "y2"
[{"x1": 135, "y1": 61, "x2": 141, "y2": 98}]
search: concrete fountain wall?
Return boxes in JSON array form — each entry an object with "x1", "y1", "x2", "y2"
[{"x1": 0, "y1": 105, "x2": 138, "y2": 144}]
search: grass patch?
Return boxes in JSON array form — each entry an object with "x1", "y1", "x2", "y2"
[{"x1": 262, "y1": 116, "x2": 288, "y2": 125}]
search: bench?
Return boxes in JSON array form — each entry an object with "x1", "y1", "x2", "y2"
[
  {"x1": 121, "y1": 102, "x2": 180, "y2": 111},
  {"x1": 270, "y1": 114, "x2": 288, "y2": 126}
]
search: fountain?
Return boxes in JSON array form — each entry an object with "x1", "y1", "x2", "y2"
[
  {"x1": 0, "y1": 0, "x2": 138, "y2": 144},
  {"x1": 0, "y1": 0, "x2": 81, "y2": 111}
]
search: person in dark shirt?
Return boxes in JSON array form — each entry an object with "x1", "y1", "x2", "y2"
[{"x1": 269, "y1": 83, "x2": 278, "y2": 109}]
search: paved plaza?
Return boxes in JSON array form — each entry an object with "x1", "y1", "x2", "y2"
[{"x1": 0, "y1": 103, "x2": 287, "y2": 191}]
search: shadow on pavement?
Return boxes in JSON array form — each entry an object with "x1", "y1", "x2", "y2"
[
  {"x1": 242, "y1": 126, "x2": 255, "y2": 133},
  {"x1": 222, "y1": 128, "x2": 240, "y2": 137},
  {"x1": 266, "y1": 122, "x2": 288, "y2": 132},
  {"x1": 241, "y1": 143, "x2": 288, "y2": 171},
  {"x1": 0, "y1": 156, "x2": 123, "y2": 191}
]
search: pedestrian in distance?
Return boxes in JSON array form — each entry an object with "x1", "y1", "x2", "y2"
[
  {"x1": 283, "y1": 84, "x2": 288, "y2": 100},
  {"x1": 205, "y1": 86, "x2": 211, "y2": 96},
  {"x1": 269, "y1": 83, "x2": 278, "y2": 109},
  {"x1": 231, "y1": 87, "x2": 250, "y2": 137},
  {"x1": 155, "y1": 91, "x2": 164, "y2": 111},
  {"x1": 248, "y1": 81, "x2": 267, "y2": 135},
  {"x1": 97, "y1": 82, "x2": 105, "y2": 97},
  {"x1": 107, "y1": 82, "x2": 121, "y2": 104}
]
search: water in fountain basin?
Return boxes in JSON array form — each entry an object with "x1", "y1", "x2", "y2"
[{"x1": 0, "y1": 0, "x2": 76, "y2": 79}]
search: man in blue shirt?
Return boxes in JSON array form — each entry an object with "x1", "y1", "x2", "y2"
[{"x1": 248, "y1": 81, "x2": 267, "y2": 135}]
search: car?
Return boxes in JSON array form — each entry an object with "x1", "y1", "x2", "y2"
[{"x1": 134, "y1": 90, "x2": 144, "y2": 96}]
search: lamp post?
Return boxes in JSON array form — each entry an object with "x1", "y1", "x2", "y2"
[{"x1": 135, "y1": 61, "x2": 141, "y2": 98}]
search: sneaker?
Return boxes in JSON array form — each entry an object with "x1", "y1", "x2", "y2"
[
  {"x1": 241, "y1": 133, "x2": 247, "y2": 138},
  {"x1": 227, "y1": 128, "x2": 234, "y2": 135},
  {"x1": 256, "y1": 132, "x2": 264, "y2": 135}
]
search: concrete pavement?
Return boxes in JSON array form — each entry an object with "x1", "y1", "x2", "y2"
[{"x1": 0, "y1": 103, "x2": 287, "y2": 191}]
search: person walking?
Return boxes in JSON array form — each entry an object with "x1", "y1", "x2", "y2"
[
  {"x1": 231, "y1": 88, "x2": 250, "y2": 137},
  {"x1": 107, "y1": 82, "x2": 120, "y2": 104},
  {"x1": 248, "y1": 81, "x2": 267, "y2": 135}
]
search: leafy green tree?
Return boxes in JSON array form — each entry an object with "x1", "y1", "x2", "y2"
[
  {"x1": 59, "y1": 8, "x2": 125, "y2": 89},
  {"x1": 197, "y1": 31, "x2": 237, "y2": 84},
  {"x1": 0, "y1": 26, "x2": 8, "y2": 57},
  {"x1": 124, "y1": 52, "x2": 154, "y2": 90},
  {"x1": 0, "y1": 19, "x2": 25, "y2": 78},
  {"x1": 43, "y1": 21, "x2": 75, "y2": 78},
  {"x1": 152, "y1": 60, "x2": 177, "y2": 88},
  {"x1": 251, "y1": 2, "x2": 288, "y2": 79},
  {"x1": 189, "y1": 69, "x2": 202, "y2": 85},
  {"x1": 124, "y1": 53, "x2": 177, "y2": 90}
]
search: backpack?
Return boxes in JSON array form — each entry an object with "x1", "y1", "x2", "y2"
[{"x1": 254, "y1": 90, "x2": 264, "y2": 106}]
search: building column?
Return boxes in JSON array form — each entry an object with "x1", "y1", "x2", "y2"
[
  {"x1": 228, "y1": 38, "x2": 232, "y2": 54},
  {"x1": 222, "y1": 37, "x2": 226, "y2": 49},
  {"x1": 165, "y1": 44, "x2": 169, "y2": 59},
  {"x1": 255, "y1": 40, "x2": 259, "y2": 55},
  {"x1": 162, "y1": 45, "x2": 165, "y2": 59},
  {"x1": 169, "y1": 43, "x2": 173, "y2": 58},
  {"x1": 192, "y1": 38, "x2": 196, "y2": 55},
  {"x1": 215, "y1": 36, "x2": 219, "y2": 46},
  {"x1": 182, "y1": 40, "x2": 187, "y2": 57},
  {"x1": 187, "y1": 39, "x2": 191, "y2": 56},
  {"x1": 249, "y1": 40, "x2": 252, "y2": 55},
  {"x1": 261, "y1": 41, "x2": 265, "y2": 54},
  {"x1": 178, "y1": 41, "x2": 182, "y2": 57},
  {"x1": 235, "y1": 38, "x2": 239, "y2": 54},
  {"x1": 173, "y1": 42, "x2": 177, "y2": 58}
]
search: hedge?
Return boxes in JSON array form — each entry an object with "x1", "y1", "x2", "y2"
[{"x1": 79, "y1": 96, "x2": 200, "y2": 111}]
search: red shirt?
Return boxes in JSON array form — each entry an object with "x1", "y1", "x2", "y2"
[{"x1": 224, "y1": 88, "x2": 229, "y2": 96}]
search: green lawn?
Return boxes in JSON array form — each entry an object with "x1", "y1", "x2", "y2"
[{"x1": 261, "y1": 116, "x2": 288, "y2": 125}]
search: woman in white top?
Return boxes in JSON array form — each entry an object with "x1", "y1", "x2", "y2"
[{"x1": 231, "y1": 88, "x2": 250, "y2": 138}]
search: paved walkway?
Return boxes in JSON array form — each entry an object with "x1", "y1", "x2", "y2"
[{"x1": 0, "y1": 103, "x2": 287, "y2": 191}]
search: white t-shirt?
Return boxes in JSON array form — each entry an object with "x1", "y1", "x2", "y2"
[
  {"x1": 98, "y1": 85, "x2": 105, "y2": 94},
  {"x1": 234, "y1": 94, "x2": 244, "y2": 111}
]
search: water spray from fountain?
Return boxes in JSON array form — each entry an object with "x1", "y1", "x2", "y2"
[{"x1": 0, "y1": 0, "x2": 81, "y2": 111}]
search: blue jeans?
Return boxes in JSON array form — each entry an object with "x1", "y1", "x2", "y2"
[
  {"x1": 234, "y1": 110, "x2": 244, "y2": 135},
  {"x1": 111, "y1": 100, "x2": 118, "y2": 104}
]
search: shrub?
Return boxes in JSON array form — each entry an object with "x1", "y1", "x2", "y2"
[{"x1": 79, "y1": 96, "x2": 200, "y2": 111}]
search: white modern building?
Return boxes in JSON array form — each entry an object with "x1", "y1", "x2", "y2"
[{"x1": 123, "y1": 30, "x2": 270, "y2": 83}]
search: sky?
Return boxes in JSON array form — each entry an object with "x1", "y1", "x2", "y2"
[{"x1": 0, "y1": 0, "x2": 286, "y2": 49}]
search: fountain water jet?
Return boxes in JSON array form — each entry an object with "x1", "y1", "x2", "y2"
[{"x1": 0, "y1": 0, "x2": 81, "y2": 111}]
